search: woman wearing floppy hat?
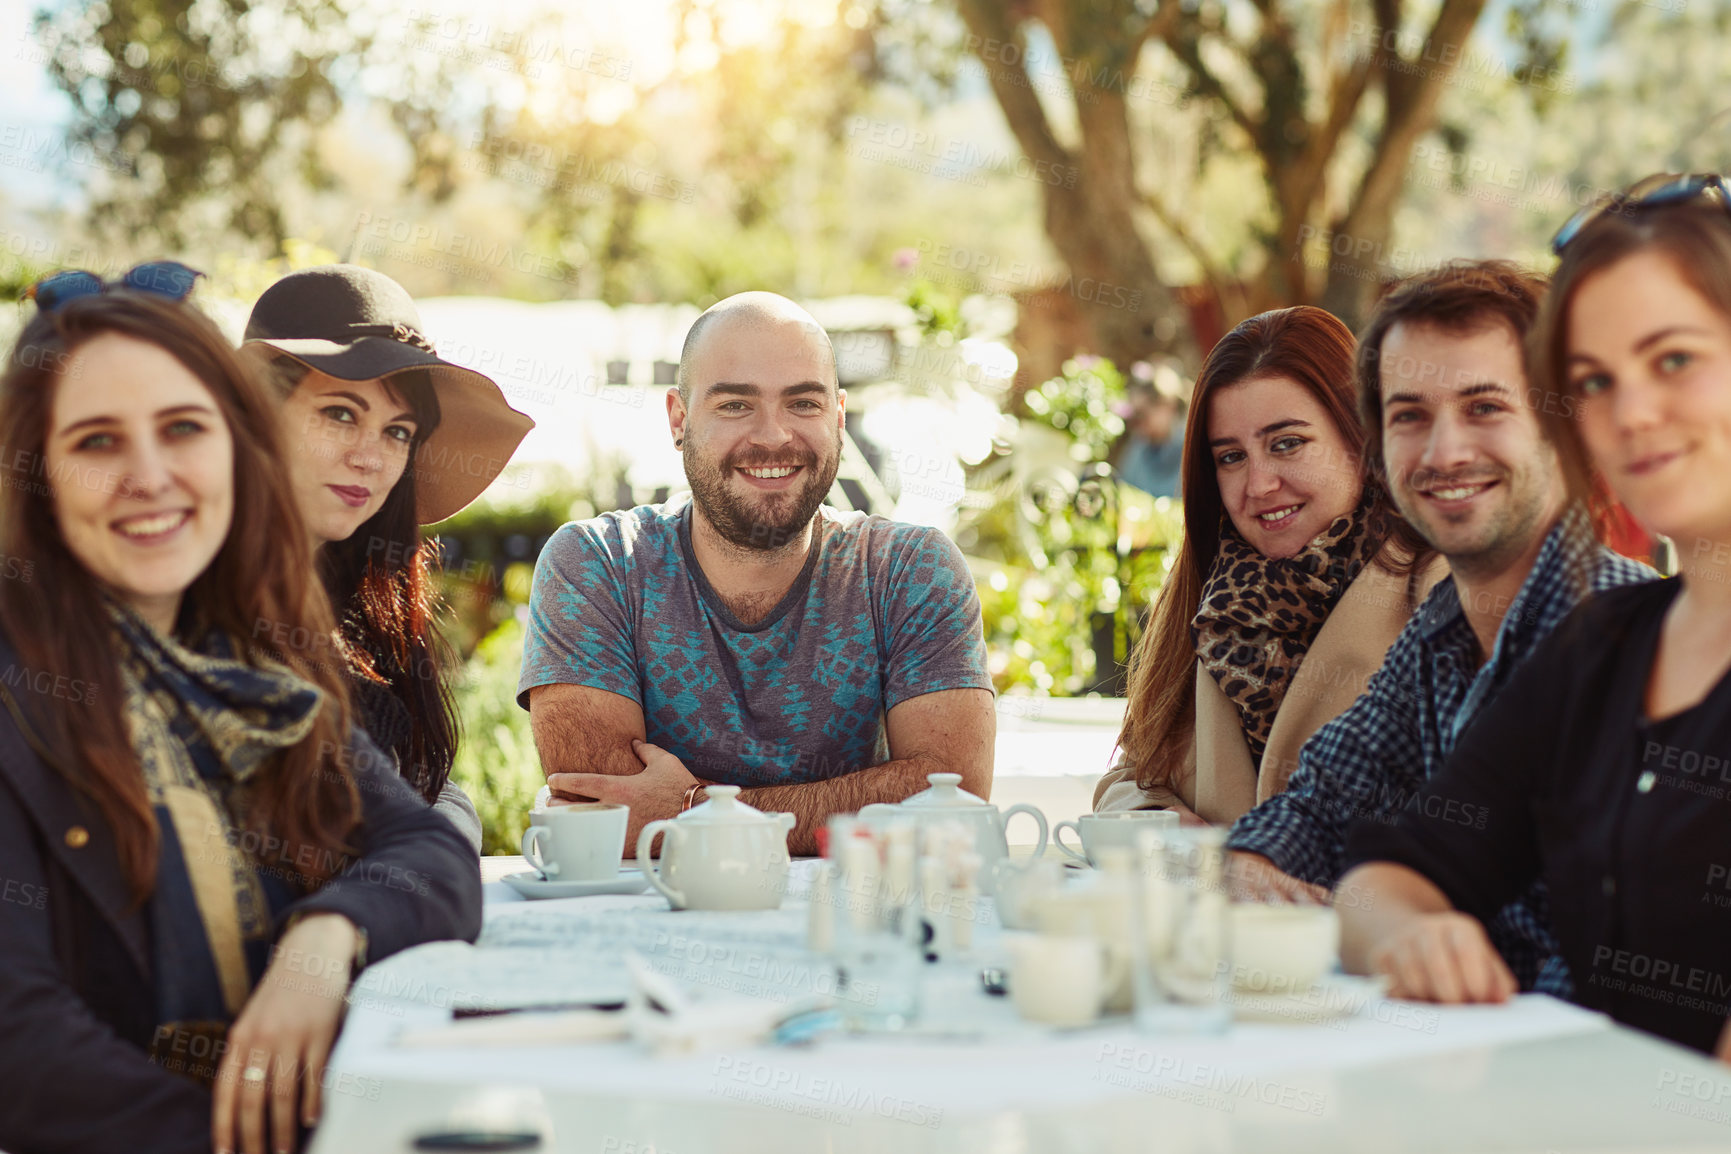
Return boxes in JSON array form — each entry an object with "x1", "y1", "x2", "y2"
[{"x1": 245, "y1": 265, "x2": 534, "y2": 852}]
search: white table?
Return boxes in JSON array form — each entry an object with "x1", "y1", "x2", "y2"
[{"x1": 312, "y1": 868, "x2": 1731, "y2": 1153}]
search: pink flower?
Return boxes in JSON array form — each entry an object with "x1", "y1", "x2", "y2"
[{"x1": 893, "y1": 247, "x2": 920, "y2": 272}]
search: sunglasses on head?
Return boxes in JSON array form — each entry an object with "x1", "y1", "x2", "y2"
[
  {"x1": 24, "y1": 260, "x2": 205, "y2": 313},
  {"x1": 1550, "y1": 173, "x2": 1731, "y2": 258}
]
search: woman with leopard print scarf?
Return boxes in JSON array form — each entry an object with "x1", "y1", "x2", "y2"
[{"x1": 1096, "y1": 307, "x2": 1444, "y2": 835}]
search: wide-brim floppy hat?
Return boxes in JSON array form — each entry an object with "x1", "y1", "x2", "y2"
[{"x1": 243, "y1": 264, "x2": 535, "y2": 525}]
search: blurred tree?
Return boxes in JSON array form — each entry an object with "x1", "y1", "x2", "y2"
[
  {"x1": 34, "y1": 0, "x2": 359, "y2": 249},
  {"x1": 30, "y1": 0, "x2": 1618, "y2": 344},
  {"x1": 923, "y1": 0, "x2": 1575, "y2": 352},
  {"x1": 1537, "y1": 2, "x2": 1731, "y2": 197},
  {"x1": 32, "y1": 0, "x2": 1026, "y2": 308}
]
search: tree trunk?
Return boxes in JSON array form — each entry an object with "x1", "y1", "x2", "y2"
[
  {"x1": 1318, "y1": 0, "x2": 1489, "y2": 325},
  {"x1": 956, "y1": 0, "x2": 1196, "y2": 374}
]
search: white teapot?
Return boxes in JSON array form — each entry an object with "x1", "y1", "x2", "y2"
[
  {"x1": 859, "y1": 773, "x2": 1049, "y2": 895},
  {"x1": 636, "y1": 786, "x2": 796, "y2": 911}
]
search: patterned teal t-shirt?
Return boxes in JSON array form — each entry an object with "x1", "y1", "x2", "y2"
[{"x1": 517, "y1": 501, "x2": 992, "y2": 786}]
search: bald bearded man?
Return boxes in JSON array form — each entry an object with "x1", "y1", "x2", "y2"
[{"x1": 518, "y1": 293, "x2": 995, "y2": 854}]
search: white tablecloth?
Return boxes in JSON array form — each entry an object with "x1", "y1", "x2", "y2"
[{"x1": 330, "y1": 862, "x2": 1615, "y2": 1126}]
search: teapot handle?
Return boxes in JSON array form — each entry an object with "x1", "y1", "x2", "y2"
[
  {"x1": 636, "y1": 820, "x2": 686, "y2": 909},
  {"x1": 1000, "y1": 804, "x2": 1050, "y2": 864}
]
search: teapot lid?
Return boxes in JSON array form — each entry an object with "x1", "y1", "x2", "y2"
[
  {"x1": 678, "y1": 785, "x2": 782, "y2": 826},
  {"x1": 900, "y1": 772, "x2": 989, "y2": 809}
]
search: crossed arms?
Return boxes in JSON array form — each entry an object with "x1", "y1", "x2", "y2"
[{"x1": 527, "y1": 682, "x2": 995, "y2": 855}]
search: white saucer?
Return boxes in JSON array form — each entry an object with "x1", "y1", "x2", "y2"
[
  {"x1": 1228, "y1": 973, "x2": 1388, "y2": 1023},
  {"x1": 502, "y1": 869, "x2": 653, "y2": 899}
]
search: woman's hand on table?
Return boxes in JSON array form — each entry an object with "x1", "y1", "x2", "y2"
[
  {"x1": 1367, "y1": 910, "x2": 1516, "y2": 1005},
  {"x1": 213, "y1": 912, "x2": 358, "y2": 1154},
  {"x1": 1228, "y1": 851, "x2": 1329, "y2": 904}
]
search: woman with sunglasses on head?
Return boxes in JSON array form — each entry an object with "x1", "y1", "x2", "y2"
[
  {"x1": 242, "y1": 266, "x2": 534, "y2": 854},
  {"x1": 0, "y1": 272, "x2": 480, "y2": 1154},
  {"x1": 1095, "y1": 307, "x2": 1443, "y2": 885},
  {"x1": 1339, "y1": 175, "x2": 1731, "y2": 1059}
]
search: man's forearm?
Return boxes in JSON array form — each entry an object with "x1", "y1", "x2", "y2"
[
  {"x1": 738, "y1": 757, "x2": 944, "y2": 855},
  {"x1": 529, "y1": 685, "x2": 646, "y2": 784}
]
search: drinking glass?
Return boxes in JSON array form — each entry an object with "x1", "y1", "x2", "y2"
[
  {"x1": 825, "y1": 814, "x2": 922, "y2": 1029},
  {"x1": 1130, "y1": 826, "x2": 1232, "y2": 1034}
]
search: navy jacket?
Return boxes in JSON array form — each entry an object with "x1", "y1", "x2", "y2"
[{"x1": 0, "y1": 633, "x2": 482, "y2": 1153}]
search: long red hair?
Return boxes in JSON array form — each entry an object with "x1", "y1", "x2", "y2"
[{"x1": 1117, "y1": 306, "x2": 1400, "y2": 793}]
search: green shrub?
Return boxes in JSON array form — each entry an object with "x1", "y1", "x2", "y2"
[
  {"x1": 449, "y1": 616, "x2": 544, "y2": 855},
  {"x1": 959, "y1": 356, "x2": 1183, "y2": 696}
]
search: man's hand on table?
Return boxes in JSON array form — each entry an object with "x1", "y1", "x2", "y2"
[
  {"x1": 546, "y1": 739, "x2": 698, "y2": 855},
  {"x1": 1367, "y1": 910, "x2": 1516, "y2": 1004},
  {"x1": 1228, "y1": 851, "x2": 1329, "y2": 904}
]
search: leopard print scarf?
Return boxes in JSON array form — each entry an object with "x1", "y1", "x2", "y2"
[{"x1": 1191, "y1": 493, "x2": 1387, "y2": 765}]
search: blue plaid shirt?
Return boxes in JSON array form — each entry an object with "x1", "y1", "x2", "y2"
[{"x1": 1226, "y1": 510, "x2": 1656, "y2": 995}]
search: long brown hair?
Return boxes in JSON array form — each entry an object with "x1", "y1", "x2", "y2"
[
  {"x1": 1118, "y1": 306, "x2": 1391, "y2": 793},
  {"x1": 1530, "y1": 203, "x2": 1731, "y2": 507},
  {"x1": 0, "y1": 293, "x2": 361, "y2": 903},
  {"x1": 265, "y1": 356, "x2": 459, "y2": 804}
]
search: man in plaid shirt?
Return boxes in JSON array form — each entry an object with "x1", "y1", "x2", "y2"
[{"x1": 1225, "y1": 262, "x2": 1656, "y2": 995}]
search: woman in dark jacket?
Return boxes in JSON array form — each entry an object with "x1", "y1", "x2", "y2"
[
  {"x1": 0, "y1": 274, "x2": 480, "y2": 1154},
  {"x1": 1339, "y1": 176, "x2": 1731, "y2": 1059},
  {"x1": 242, "y1": 266, "x2": 535, "y2": 853}
]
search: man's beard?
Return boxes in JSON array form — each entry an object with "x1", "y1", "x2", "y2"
[
  {"x1": 1394, "y1": 462, "x2": 1554, "y2": 581},
  {"x1": 684, "y1": 434, "x2": 842, "y2": 552}
]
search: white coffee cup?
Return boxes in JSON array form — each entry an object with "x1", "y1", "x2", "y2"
[
  {"x1": 1053, "y1": 810, "x2": 1179, "y2": 867},
  {"x1": 1228, "y1": 904, "x2": 1340, "y2": 994},
  {"x1": 1006, "y1": 932, "x2": 1123, "y2": 1028},
  {"x1": 521, "y1": 803, "x2": 629, "y2": 882}
]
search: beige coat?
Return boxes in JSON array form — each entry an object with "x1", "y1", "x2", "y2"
[{"x1": 1093, "y1": 554, "x2": 1448, "y2": 825}]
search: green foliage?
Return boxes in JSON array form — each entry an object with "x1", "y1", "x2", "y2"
[
  {"x1": 448, "y1": 617, "x2": 544, "y2": 856},
  {"x1": 430, "y1": 469, "x2": 603, "y2": 656},
  {"x1": 958, "y1": 357, "x2": 1182, "y2": 697},
  {"x1": 974, "y1": 485, "x2": 1180, "y2": 696},
  {"x1": 1020, "y1": 356, "x2": 1126, "y2": 458},
  {"x1": 35, "y1": 0, "x2": 356, "y2": 249},
  {"x1": 902, "y1": 278, "x2": 963, "y2": 338}
]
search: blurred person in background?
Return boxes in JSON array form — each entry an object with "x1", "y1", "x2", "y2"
[{"x1": 1113, "y1": 357, "x2": 1189, "y2": 499}]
